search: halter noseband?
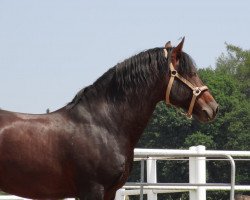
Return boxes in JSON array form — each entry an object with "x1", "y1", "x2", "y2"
[{"x1": 164, "y1": 49, "x2": 208, "y2": 118}]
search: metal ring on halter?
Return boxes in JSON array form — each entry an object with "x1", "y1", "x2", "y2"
[
  {"x1": 186, "y1": 113, "x2": 193, "y2": 119},
  {"x1": 171, "y1": 70, "x2": 177, "y2": 77},
  {"x1": 193, "y1": 87, "x2": 202, "y2": 96}
]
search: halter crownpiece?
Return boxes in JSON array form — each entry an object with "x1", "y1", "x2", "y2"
[{"x1": 164, "y1": 48, "x2": 208, "y2": 118}]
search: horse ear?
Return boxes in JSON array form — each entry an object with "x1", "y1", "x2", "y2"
[
  {"x1": 173, "y1": 37, "x2": 185, "y2": 56},
  {"x1": 165, "y1": 41, "x2": 172, "y2": 49}
]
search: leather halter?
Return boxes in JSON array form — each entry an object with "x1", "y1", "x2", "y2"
[{"x1": 164, "y1": 49, "x2": 208, "y2": 118}]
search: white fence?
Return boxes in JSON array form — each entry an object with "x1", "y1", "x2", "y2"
[{"x1": 115, "y1": 145, "x2": 250, "y2": 200}]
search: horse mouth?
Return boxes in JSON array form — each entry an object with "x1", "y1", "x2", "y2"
[
  {"x1": 202, "y1": 111, "x2": 215, "y2": 122},
  {"x1": 195, "y1": 103, "x2": 219, "y2": 123}
]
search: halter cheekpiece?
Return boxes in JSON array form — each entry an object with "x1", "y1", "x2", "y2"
[{"x1": 164, "y1": 48, "x2": 208, "y2": 118}]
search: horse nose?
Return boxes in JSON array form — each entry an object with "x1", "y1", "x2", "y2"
[
  {"x1": 202, "y1": 102, "x2": 219, "y2": 120},
  {"x1": 215, "y1": 104, "x2": 219, "y2": 115},
  {"x1": 202, "y1": 108, "x2": 213, "y2": 120},
  {"x1": 210, "y1": 102, "x2": 219, "y2": 117}
]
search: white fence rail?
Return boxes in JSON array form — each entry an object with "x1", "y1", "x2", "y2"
[{"x1": 116, "y1": 145, "x2": 250, "y2": 200}]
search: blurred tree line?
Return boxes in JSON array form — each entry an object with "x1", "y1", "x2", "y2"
[{"x1": 128, "y1": 44, "x2": 250, "y2": 200}]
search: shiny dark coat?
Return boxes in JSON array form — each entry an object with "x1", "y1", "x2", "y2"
[{"x1": 0, "y1": 42, "x2": 218, "y2": 200}]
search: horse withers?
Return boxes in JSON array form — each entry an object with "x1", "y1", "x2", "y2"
[{"x1": 0, "y1": 38, "x2": 218, "y2": 200}]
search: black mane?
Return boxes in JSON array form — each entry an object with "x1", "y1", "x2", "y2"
[
  {"x1": 66, "y1": 48, "x2": 196, "y2": 109},
  {"x1": 113, "y1": 48, "x2": 167, "y2": 97}
]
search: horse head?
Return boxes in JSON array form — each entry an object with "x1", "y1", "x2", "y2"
[{"x1": 164, "y1": 38, "x2": 218, "y2": 123}]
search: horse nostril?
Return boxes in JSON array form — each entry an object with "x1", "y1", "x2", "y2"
[
  {"x1": 208, "y1": 102, "x2": 219, "y2": 118},
  {"x1": 215, "y1": 105, "x2": 219, "y2": 114}
]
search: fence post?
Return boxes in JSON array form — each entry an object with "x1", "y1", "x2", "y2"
[
  {"x1": 189, "y1": 145, "x2": 206, "y2": 200},
  {"x1": 115, "y1": 188, "x2": 126, "y2": 200},
  {"x1": 147, "y1": 158, "x2": 157, "y2": 200},
  {"x1": 189, "y1": 146, "x2": 197, "y2": 200}
]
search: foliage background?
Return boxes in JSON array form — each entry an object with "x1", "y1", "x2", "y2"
[{"x1": 128, "y1": 44, "x2": 250, "y2": 200}]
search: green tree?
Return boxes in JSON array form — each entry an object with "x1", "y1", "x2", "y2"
[{"x1": 216, "y1": 43, "x2": 250, "y2": 98}]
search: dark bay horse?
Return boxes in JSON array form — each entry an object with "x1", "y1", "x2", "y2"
[{"x1": 0, "y1": 38, "x2": 218, "y2": 200}]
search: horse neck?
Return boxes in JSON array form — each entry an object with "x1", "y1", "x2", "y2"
[
  {"x1": 66, "y1": 77, "x2": 166, "y2": 150},
  {"x1": 109, "y1": 78, "x2": 166, "y2": 148},
  {"x1": 67, "y1": 49, "x2": 167, "y2": 148},
  {"x1": 119, "y1": 96, "x2": 158, "y2": 148}
]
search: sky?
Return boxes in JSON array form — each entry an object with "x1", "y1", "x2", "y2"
[{"x1": 0, "y1": 0, "x2": 249, "y2": 113}]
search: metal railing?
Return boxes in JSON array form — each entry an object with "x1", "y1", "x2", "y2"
[{"x1": 116, "y1": 145, "x2": 250, "y2": 200}]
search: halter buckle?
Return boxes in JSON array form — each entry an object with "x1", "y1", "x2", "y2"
[
  {"x1": 179, "y1": 110, "x2": 193, "y2": 119},
  {"x1": 186, "y1": 113, "x2": 193, "y2": 119}
]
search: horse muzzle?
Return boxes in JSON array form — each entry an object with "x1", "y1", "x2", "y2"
[
  {"x1": 202, "y1": 102, "x2": 219, "y2": 120},
  {"x1": 196, "y1": 96, "x2": 219, "y2": 122}
]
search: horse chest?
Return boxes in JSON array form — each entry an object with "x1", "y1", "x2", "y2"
[
  {"x1": 109, "y1": 147, "x2": 134, "y2": 186},
  {"x1": 116, "y1": 152, "x2": 134, "y2": 186},
  {"x1": 98, "y1": 149, "x2": 132, "y2": 185}
]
